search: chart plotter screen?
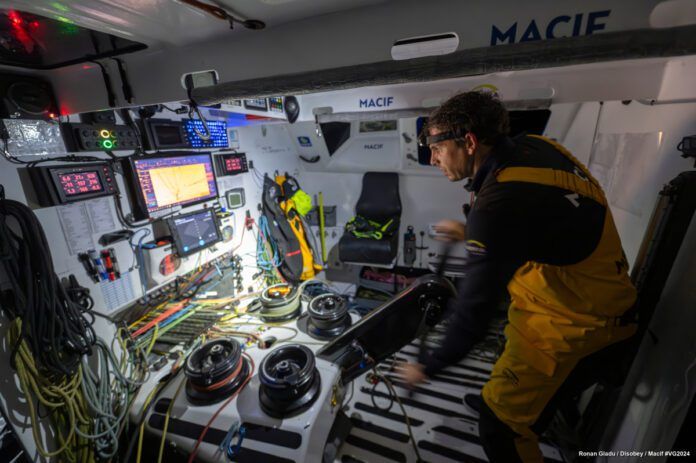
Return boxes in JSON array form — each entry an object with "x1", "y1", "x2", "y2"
[{"x1": 132, "y1": 153, "x2": 218, "y2": 214}]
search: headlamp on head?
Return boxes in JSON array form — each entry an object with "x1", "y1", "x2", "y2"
[{"x1": 417, "y1": 127, "x2": 468, "y2": 147}]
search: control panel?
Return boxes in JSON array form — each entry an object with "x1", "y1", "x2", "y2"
[
  {"x1": 61, "y1": 123, "x2": 139, "y2": 151},
  {"x1": 24, "y1": 162, "x2": 118, "y2": 207}
]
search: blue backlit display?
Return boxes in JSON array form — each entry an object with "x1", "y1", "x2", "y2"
[{"x1": 184, "y1": 119, "x2": 229, "y2": 148}]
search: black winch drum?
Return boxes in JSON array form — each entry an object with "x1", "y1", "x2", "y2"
[
  {"x1": 306, "y1": 293, "x2": 351, "y2": 339},
  {"x1": 184, "y1": 338, "x2": 250, "y2": 405},
  {"x1": 259, "y1": 344, "x2": 321, "y2": 418}
]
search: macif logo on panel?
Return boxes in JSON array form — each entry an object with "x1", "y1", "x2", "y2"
[
  {"x1": 491, "y1": 10, "x2": 611, "y2": 45},
  {"x1": 359, "y1": 97, "x2": 394, "y2": 108}
]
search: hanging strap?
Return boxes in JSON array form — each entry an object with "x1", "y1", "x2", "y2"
[{"x1": 346, "y1": 216, "x2": 396, "y2": 239}]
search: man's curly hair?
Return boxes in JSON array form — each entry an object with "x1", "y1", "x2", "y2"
[{"x1": 425, "y1": 91, "x2": 510, "y2": 145}]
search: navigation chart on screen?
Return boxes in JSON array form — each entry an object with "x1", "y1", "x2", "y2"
[{"x1": 133, "y1": 154, "x2": 217, "y2": 214}]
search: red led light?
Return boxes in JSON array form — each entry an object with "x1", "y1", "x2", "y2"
[
  {"x1": 30, "y1": 20, "x2": 39, "y2": 28},
  {"x1": 8, "y1": 11, "x2": 23, "y2": 26}
]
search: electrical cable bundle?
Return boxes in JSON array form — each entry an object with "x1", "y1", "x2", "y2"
[
  {"x1": 0, "y1": 198, "x2": 149, "y2": 461},
  {"x1": 78, "y1": 338, "x2": 147, "y2": 460},
  {"x1": 255, "y1": 215, "x2": 284, "y2": 284},
  {"x1": 0, "y1": 198, "x2": 95, "y2": 376},
  {"x1": 7, "y1": 319, "x2": 93, "y2": 461}
]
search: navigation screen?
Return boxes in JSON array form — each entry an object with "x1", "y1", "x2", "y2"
[
  {"x1": 168, "y1": 209, "x2": 221, "y2": 257},
  {"x1": 59, "y1": 171, "x2": 103, "y2": 196},
  {"x1": 133, "y1": 153, "x2": 218, "y2": 214}
]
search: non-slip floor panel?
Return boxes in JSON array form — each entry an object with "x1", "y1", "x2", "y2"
[{"x1": 336, "y1": 330, "x2": 565, "y2": 463}]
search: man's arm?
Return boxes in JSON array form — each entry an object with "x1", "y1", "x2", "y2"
[
  {"x1": 422, "y1": 183, "x2": 531, "y2": 376},
  {"x1": 423, "y1": 249, "x2": 521, "y2": 376}
]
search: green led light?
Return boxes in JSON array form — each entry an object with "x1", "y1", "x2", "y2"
[
  {"x1": 102, "y1": 140, "x2": 113, "y2": 149},
  {"x1": 55, "y1": 15, "x2": 79, "y2": 35},
  {"x1": 51, "y1": 2, "x2": 70, "y2": 12}
]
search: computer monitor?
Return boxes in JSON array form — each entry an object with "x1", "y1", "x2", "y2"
[
  {"x1": 122, "y1": 152, "x2": 218, "y2": 220},
  {"x1": 167, "y1": 208, "x2": 221, "y2": 257}
]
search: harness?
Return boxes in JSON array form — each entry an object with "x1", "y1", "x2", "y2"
[
  {"x1": 345, "y1": 216, "x2": 396, "y2": 240},
  {"x1": 496, "y1": 135, "x2": 606, "y2": 205}
]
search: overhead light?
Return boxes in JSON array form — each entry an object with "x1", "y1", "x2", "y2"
[{"x1": 391, "y1": 32, "x2": 459, "y2": 61}]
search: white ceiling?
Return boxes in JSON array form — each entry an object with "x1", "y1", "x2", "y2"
[{"x1": 0, "y1": 0, "x2": 388, "y2": 48}]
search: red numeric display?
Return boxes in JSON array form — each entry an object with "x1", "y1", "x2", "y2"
[
  {"x1": 225, "y1": 157, "x2": 243, "y2": 173},
  {"x1": 59, "y1": 171, "x2": 103, "y2": 196}
]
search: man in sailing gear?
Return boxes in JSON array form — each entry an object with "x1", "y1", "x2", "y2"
[{"x1": 401, "y1": 91, "x2": 636, "y2": 462}]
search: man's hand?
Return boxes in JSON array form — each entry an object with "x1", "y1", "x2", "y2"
[
  {"x1": 397, "y1": 362, "x2": 427, "y2": 386},
  {"x1": 433, "y1": 219, "x2": 466, "y2": 242}
]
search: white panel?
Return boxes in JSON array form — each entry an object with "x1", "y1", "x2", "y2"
[
  {"x1": 32, "y1": 0, "x2": 669, "y2": 113},
  {"x1": 649, "y1": 0, "x2": 696, "y2": 27},
  {"x1": 590, "y1": 100, "x2": 696, "y2": 267},
  {"x1": 554, "y1": 102, "x2": 601, "y2": 167},
  {"x1": 589, "y1": 132, "x2": 663, "y2": 216}
]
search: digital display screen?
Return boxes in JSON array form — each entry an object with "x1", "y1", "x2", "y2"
[
  {"x1": 227, "y1": 157, "x2": 243, "y2": 171},
  {"x1": 228, "y1": 193, "x2": 243, "y2": 208},
  {"x1": 153, "y1": 124, "x2": 185, "y2": 146},
  {"x1": 243, "y1": 98, "x2": 268, "y2": 111},
  {"x1": 133, "y1": 153, "x2": 218, "y2": 214},
  {"x1": 225, "y1": 188, "x2": 245, "y2": 209},
  {"x1": 169, "y1": 209, "x2": 221, "y2": 257},
  {"x1": 183, "y1": 119, "x2": 228, "y2": 148},
  {"x1": 215, "y1": 153, "x2": 248, "y2": 177},
  {"x1": 58, "y1": 171, "x2": 103, "y2": 196}
]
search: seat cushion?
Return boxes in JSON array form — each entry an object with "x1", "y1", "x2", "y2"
[
  {"x1": 356, "y1": 172, "x2": 401, "y2": 224},
  {"x1": 338, "y1": 231, "x2": 399, "y2": 265}
]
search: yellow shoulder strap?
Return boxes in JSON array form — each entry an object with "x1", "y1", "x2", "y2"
[{"x1": 495, "y1": 135, "x2": 607, "y2": 206}]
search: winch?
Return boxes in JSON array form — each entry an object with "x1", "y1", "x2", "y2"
[
  {"x1": 184, "y1": 338, "x2": 251, "y2": 405},
  {"x1": 258, "y1": 344, "x2": 322, "y2": 418},
  {"x1": 257, "y1": 283, "x2": 302, "y2": 322},
  {"x1": 305, "y1": 293, "x2": 351, "y2": 340}
]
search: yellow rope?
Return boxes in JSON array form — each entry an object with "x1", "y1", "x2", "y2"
[
  {"x1": 9, "y1": 319, "x2": 91, "y2": 461},
  {"x1": 136, "y1": 381, "x2": 166, "y2": 463},
  {"x1": 157, "y1": 374, "x2": 187, "y2": 463}
]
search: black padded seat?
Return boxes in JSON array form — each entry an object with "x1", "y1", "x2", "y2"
[{"x1": 339, "y1": 172, "x2": 401, "y2": 266}]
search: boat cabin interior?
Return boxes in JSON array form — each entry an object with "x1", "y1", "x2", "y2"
[{"x1": 0, "y1": 1, "x2": 695, "y2": 462}]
